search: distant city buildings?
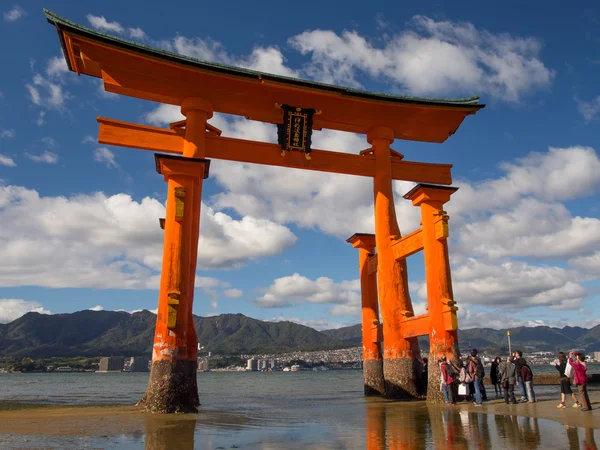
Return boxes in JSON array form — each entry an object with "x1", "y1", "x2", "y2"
[
  {"x1": 197, "y1": 357, "x2": 209, "y2": 372},
  {"x1": 98, "y1": 356, "x2": 125, "y2": 372},
  {"x1": 246, "y1": 358, "x2": 279, "y2": 371},
  {"x1": 129, "y1": 356, "x2": 149, "y2": 372}
]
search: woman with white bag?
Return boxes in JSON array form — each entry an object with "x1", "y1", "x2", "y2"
[
  {"x1": 554, "y1": 351, "x2": 580, "y2": 409},
  {"x1": 458, "y1": 360, "x2": 473, "y2": 400}
]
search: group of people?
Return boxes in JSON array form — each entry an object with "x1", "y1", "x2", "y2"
[
  {"x1": 438, "y1": 349, "x2": 592, "y2": 411},
  {"x1": 488, "y1": 351, "x2": 536, "y2": 404},
  {"x1": 553, "y1": 351, "x2": 592, "y2": 411},
  {"x1": 439, "y1": 349, "x2": 488, "y2": 406}
]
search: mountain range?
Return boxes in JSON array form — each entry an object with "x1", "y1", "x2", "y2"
[{"x1": 0, "y1": 310, "x2": 598, "y2": 358}]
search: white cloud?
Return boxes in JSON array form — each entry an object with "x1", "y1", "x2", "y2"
[
  {"x1": 0, "y1": 154, "x2": 16, "y2": 167},
  {"x1": 26, "y1": 74, "x2": 68, "y2": 110},
  {"x1": 223, "y1": 288, "x2": 243, "y2": 298},
  {"x1": 442, "y1": 259, "x2": 586, "y2": 310},
  {"x1": 0, "y1": 185, "x2": 296, "y2": 288},
  {"x1": 197, "y1": 206, "x2": 297, "y2": 269},
  {"x1": 569, "y1": 251, "x2": 600, "y2": 275},
  {"x1": 82, "y1": 135, "x2": 96, "y2": 144},
  {"x1": 0, "y1": 299, "x2": 51, "y2": 324},
  {"x1": 86, "y1": 14, "x2": 124, "y2": 34},
  {"x1": 255, "y1": 273, "x2": 361, "y2": 317},
  {"x1": 144, "y1": 104, "x2": 184, "y2": 126},
  {"x1": 289, "y1": 15, "x2": 553, "y2": 100},
  {"x1": 576, "y1": 95, "x2": 600, "y2": 122},
  {"x1": 93, "y1": 147, "x2": 118, "y2": 168},
  {"x1": 46, "y1": 56, "x2": 69, "y2": 78},
  {"x1": 457, "y1": 198, "x2": 600, "y2": 259},
  {"x1": 128, "y1": 27, "x2": 147, "y2": 40},
  {"x1": 26, "y1": 151, "x2": 59, "y2": 164},
  {"x1": 3, "y1": 6, "x2": 25, "y2": 22},
  {"x1": 0, "y1": 129, "x2": 15, "y2": 139},
  {"x1": 89, "y1": 305, "x2": 104, "y2": 311}
]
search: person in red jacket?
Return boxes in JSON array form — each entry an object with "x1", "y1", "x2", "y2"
[
  {"x1": 521, "y1": 363, "x2": 536, "y2": 403},
  {"x1": 569, "y1": 351, "x2": 592, "y2": 411},
  {"x1": 440, "y1": 356, "x2": 457, "y2": 405}
]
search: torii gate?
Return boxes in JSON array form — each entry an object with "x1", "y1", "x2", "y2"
[{"x1": 46, "y1": 10, "x2": 483, "y2": 412}]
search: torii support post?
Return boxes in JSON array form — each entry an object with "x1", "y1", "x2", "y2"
[
  {"x1": 139, "y1": 98, "x2": 212, "y2": 413},
  {"x1": 346, "y1": 234, "x2": 384, "y2": 396},
  {"x1": 404, "y1": 184, "x2": 460, "y2": 403},
  {"x1": 368, "y1": 127, "x2": 421, "y2": 399}
]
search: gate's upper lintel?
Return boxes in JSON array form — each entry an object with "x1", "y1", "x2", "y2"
[{"x1": 45, "y1": 10, "x2": 484, "y2": 144}]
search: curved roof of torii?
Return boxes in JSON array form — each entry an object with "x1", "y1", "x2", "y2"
[{"x1": 45, "y1": 10, "x2": 484, "y2": 143}]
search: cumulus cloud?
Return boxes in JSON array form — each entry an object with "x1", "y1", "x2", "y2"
[
  {"x1": 289, "y1": 16, "x2": 553, "y2": 100},
  {"x1": 0, "y1": 129, "x2": 15, "y2": 139},
  {"x1": 89, "y1": 305, "x2": 104, "y2": 311},
  {"x1": 448, "y1": 259, "x2": 586, "y2": 310},
  {"x1": 0, "y1": 299, "x2": 51, "y2": 324},
  {"x1": 3, "y1": 6, "x2": 25, "y2": 22},
  {"x1": 255, "y1": 273, "x2": 360, "y2": 317},
  {"x1": 0, "y1": 185, "x2": 296, "y2": 288}
]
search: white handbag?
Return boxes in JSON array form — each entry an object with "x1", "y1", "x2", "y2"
[{"x1": 458, "y1": 383, "x2": 469, "y2": 396}]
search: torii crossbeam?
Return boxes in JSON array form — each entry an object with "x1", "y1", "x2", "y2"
[{"x1": 46, "y1": 10, "x2": 483, "y2": 412}]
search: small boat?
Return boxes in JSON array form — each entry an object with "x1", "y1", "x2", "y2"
[
  {"x1": 291, "y1": 364, "x2": 300, "y2": 372},
  {"x1": 283, "y1": 367, "x2": 290, "y2": 372}
]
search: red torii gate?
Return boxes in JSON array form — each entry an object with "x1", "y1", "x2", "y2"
[{"x1": 45, "y1": 10, "x2": 483, "y2": 412}]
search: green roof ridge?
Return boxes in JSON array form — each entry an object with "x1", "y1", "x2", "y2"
[{"x1": 44, "y1": 9, "x2": 483, "y2": 107}]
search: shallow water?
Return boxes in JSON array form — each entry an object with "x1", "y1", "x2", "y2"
[{"x1": 0, "y1": 371, "x2": 597, "y2": 449}]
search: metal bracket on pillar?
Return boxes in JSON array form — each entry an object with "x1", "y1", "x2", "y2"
[
  {"x1": 400, "y1": 310, "x2": 415, "y2": 318},
  {"x1": 167, "y1": 291, "x2": 180, "y2": 329},
  {"x1": 159, "y1": 218, "x2": 165, "y2": 230},
  {"x1": 174, "y1": 187, "x2": 186, "y2": 221}
]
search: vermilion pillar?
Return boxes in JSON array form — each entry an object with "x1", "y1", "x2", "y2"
[
  {"x1": 346, "y1": 233, "x2": 384, "y2": 396},
  {"x1": 140, "y1": 98, "x2": 212, "y2": 413},
  {"x1": 368, "y1": 126, "x2": 420, "y2": 399},
  {"x1": 404, "y1": 184, "x2": 460, "y2": 403}
]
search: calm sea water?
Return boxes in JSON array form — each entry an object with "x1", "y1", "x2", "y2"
[{"x1": 0, "y1": 370, "x2": 597, "y2": 449}]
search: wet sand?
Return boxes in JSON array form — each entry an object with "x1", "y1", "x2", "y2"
[{"x1": 0, "y1": 393, "x2": 597, "y2": 438}]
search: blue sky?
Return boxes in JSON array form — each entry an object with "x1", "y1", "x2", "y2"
[{"x1": 0, "y1": 1, "x2": 599, "y2": 333}]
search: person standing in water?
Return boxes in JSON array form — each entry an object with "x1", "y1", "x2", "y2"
[{"x1": 554, "y1": 352, "x2": 580, "y2": 409}]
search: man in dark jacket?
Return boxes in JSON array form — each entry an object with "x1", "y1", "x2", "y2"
[
  {"x1": 501, "y1": 356, "x2": 518, "y2": 404},
  {"x1": 514, "y1": 350, "x2": 529, "y2": 402},
  {"x1": 467, "y1": 349, "x2": 485, "y2": 405}
]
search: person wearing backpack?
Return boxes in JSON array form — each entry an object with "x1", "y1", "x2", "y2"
[
  {"x1": 521, "y1": 362, "x2": 536, "y2": 403},
  {"x1": 467, "y1": 349, "x2": 485, "y2": 405}
]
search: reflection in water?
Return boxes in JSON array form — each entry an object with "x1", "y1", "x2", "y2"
[
  {"x1": 144, "y1": 415, "x2": 196, "y2": 450},
  {"x1": 364, "y1": 400, "x2": 596, "y2": 450}
]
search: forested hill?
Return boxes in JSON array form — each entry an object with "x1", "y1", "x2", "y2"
[{"x1": 0, "y1": 310, "x2": 597, "y2": 357}]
